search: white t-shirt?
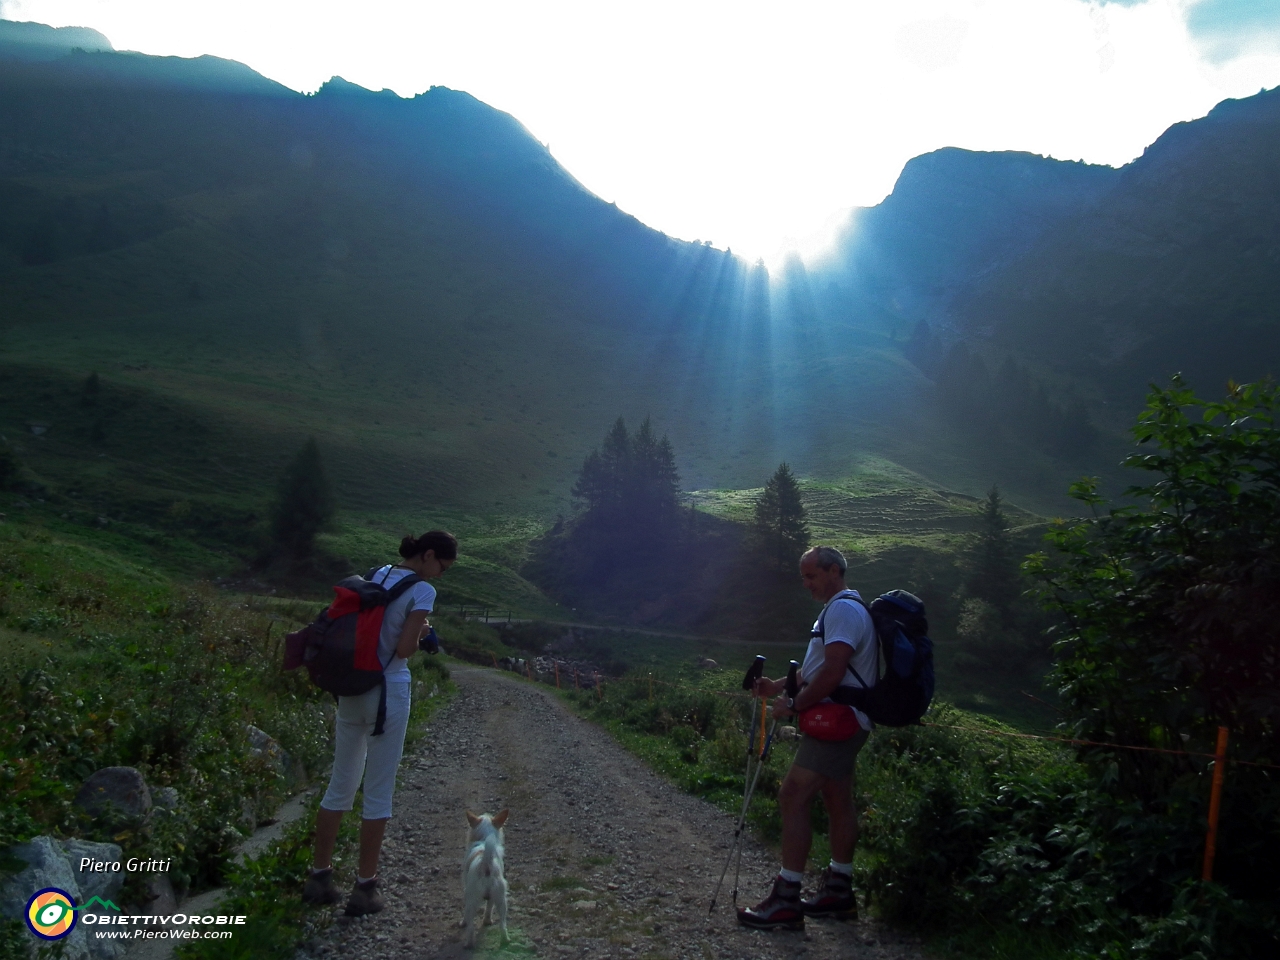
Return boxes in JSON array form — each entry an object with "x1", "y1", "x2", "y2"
[
  {"x1": 800, "y1": 589, "x2": 878, "y2": 730},
  {"x1": 369, "y1": 565, "x2": 437, "y2": 683}
]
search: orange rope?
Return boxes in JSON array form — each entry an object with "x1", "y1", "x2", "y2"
[{"x1": 920, "y1": 722, "x2": 1272, "y2": 768}]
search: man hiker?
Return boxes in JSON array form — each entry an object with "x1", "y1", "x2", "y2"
[{"x1": 738, "y1": 545, "x2": 876, "y2": 929}]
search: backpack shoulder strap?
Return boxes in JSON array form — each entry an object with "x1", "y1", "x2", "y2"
[
  {"x1": 384, "y1": 572, "x2": 423, "y2": 603},
  {"x1": 813, "y1": 591, "x2": 877, "y2": 689},
  {"x1": 813, "y1": 589, "x2": 862, "y2": 637},
  {"x1": 835, "y1": 592, "x2": 880, "y2": 689}
]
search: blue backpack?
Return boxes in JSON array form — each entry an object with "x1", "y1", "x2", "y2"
[{"x1": 820, "y1": 589, "x2": 935, "y2": 727}]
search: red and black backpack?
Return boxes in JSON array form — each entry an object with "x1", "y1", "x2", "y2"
[{"x1": 283, "y1": 570, "x2": 421, "y2": 735}]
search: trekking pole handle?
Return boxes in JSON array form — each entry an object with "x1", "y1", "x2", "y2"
[
  {"x1": 741, "y1": 655, "x2": 766, "y2": 692},
  {"x1": 760, "y1": 662, "x2": 802, "y2": 764}
]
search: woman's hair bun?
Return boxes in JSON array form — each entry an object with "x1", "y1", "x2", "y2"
[{"x1": 398, "y1": 530, "x2": 459, "y2": 561}]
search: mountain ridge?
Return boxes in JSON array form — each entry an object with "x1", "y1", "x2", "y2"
[
  {"x1": 0, "y1": 18, "x2": 112, "y2": 60},
  {"x1": 958, "y1": 84, "x2": 1280, "y2": 403},
  {"x1": 3, "y1": 25, "x2": 1277, "y2": 525}
]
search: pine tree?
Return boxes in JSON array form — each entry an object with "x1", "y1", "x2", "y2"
[
  {"x1": 80, "y1": 371, "x2": 101, "y2": 410},
  {"x1": 571, "y1": 416, "x2": 681, "y2": 547},
  {"x1": 0, "y1": 440, "x2": 21, "y2": 491},
  {"x1": 966, "y1": 485, "x2": 1019, "y2": 614},
  {"x1": 629, "y1": 416, "x2": 681, "y2": 526},
  {"x1": 573, "y1": 417, "x2": 629, "y2": 516},
  {"x1": 271, "y1": 437, "x2": 336, "y2": 559},
  {"x1": 754, "y1": 463, "x2": 809, "y2": 570}
]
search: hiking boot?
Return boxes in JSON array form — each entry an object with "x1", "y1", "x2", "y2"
[
  {"x1": 301, "y1": 868, "x2": 342, "y2": 906},
  {"x1": 801, "y1": 867, "x2": 856, "y2": 919},
  {"x1": 344, "y1": 877, "x2": 384, "y2": 917},
  {"x1": 737, "y1": 875, "x2": 804, "y2": 930}
]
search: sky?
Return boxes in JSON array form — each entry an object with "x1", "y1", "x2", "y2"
[{"x1": 3, "y1": 0, "x2": 1279, "y2": 264}]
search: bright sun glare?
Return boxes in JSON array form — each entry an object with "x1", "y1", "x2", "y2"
[{"x1": 3, "y1": 0, "x2": 1280, "y2": 264}]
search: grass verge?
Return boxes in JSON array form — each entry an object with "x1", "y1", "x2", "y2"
[{"x1": 177, "y1": 658, "x2": 454, "y2": 960}]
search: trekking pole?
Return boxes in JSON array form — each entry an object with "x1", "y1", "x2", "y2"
[
  {"x1": 711, "y1": 660, "x2": 778, "y2": 921},
  {"x1": 734, "y1": 659, "x2": 767, "y2": 849},
  {"x1": 730, "y1": 660, "x2": 798, "y2": 908}
]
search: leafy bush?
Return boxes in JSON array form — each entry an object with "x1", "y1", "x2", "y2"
[
  {"x1": 0, "y1": 527, "x2": 333, "y2": 893},
  {"x1": 1028, "y1": 377, "x2": 1280, "y2": 798},
  {"x1": 1025, "y1": 378, "x2": 1280, "y2": 936},
  {"x1": 846, "y1": 379, "x2": 1280, "y2": 958}
]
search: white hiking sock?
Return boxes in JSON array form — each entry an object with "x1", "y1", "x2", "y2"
[
  {"x1": 779, "y1": 868, "x2": 804, "y2": 884},
  {"x1": 828, "y1": 860, "x2": 852, "y2": 877}
]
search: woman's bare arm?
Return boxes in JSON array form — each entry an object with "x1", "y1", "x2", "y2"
[{"x1": 395, "y1": 609, "x2": 430, "y2": 660}]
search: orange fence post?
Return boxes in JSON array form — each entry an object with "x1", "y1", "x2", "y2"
[
  {"x1": 526, "y1": 661, "x2": 532, "y2": 680},
  {"x1": 555, "y1": 662, "x2": 561, "y2": 688},
  {"x1": 491, "y1": 653, "x2": 498, "y2": 668},
  {"x1": 1202, "y1": 726, "x2": 1230, "y2": 882}
]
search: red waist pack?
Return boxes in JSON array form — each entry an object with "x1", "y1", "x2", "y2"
[{"x1": 799, "y1": 703, "x2": 861, "y2": 742}]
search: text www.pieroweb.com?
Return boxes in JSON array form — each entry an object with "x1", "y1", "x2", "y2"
[
  {"x1": 94, "y1": 929, "x2": 234, "y2": 940},
  {"x1": 84, "y1": 914, "x2": 245, "y2": 940}
]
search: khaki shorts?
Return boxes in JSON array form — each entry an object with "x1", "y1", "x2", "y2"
[{"x1": 792, "y1": 726, "x2": 870, "y2": 783}]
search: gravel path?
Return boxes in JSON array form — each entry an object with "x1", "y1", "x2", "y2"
[{"x1": 303, "y1": 665, "x2": 928, "y2": 960}]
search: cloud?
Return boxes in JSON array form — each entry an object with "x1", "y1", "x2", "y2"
[
  {"x1": 896, "y1": 16, "x2": 970, "y2": 71},
  {"x1": 1186, "y1": 0, "x2": 1280, "y2": 61}
]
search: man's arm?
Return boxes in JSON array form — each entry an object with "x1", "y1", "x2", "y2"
[
  {"x1": 751, "y1": 676, "x2": 789, "y2": 698},
  {"x1": 772, "y1": 641, "x2": 854, "y2": 717}
]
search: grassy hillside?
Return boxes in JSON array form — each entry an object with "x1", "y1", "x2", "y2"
[
  {"x1": 0, "y1": 37, "x2": 1113, "y2": 535},
  {"x1": 959, "y1": 86, "x2": 1280, "y2": 413},
  {"x1": 817, "y1": 147, "x2": 1118, "y2": 332},
  {"x1": 0, "y1": 32, "x2": 1100, "y2": 720},
  {"x1": 690, "y1": 458, "x2": 1055, "y2": 725}
]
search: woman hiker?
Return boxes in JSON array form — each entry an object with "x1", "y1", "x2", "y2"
[{"x1": 302, "y1": 530, "x2": 457, "y2": 915}]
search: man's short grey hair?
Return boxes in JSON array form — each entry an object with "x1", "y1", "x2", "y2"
[{"x1": 803, "y1": 545, "x2": 847, "y2": 575}]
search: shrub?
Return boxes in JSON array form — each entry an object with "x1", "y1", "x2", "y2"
[
  {"x1": 1026, "y1": 378, "x2": 1280, "y2": 922},
  {"x1": 0, "y1": 531, "x2": 334, "y2": 894}
]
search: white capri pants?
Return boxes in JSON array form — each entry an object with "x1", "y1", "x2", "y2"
[{"x1": 320, "y1": 682, "x2": 411, "y2": 820}]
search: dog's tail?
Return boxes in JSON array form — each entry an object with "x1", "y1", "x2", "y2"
[{"x1": 481, "y1": 833, "x2": 499, "y2": 877}]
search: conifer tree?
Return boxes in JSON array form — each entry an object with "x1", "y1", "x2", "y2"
[
  {"x1": 271, "y1": 437, "x2": 336, "y2": 558},
  {"x1": 573, "y1": 417, "x2": 629, "y2": 516},
  {"x1": 966, "y1": 485, "x2": 1019, "y2": 614},
  {"x1": 0, "y1": 440, "x2": 21, "y2": 490},
  {"x1": 629, "y1": 416, "x2": 681, "y2": 525},
  {"x1": 754, "y1": 463, "x2": 809, "y2": 570},
  {"x1": 571, "y1": 416, "x2": 681, "y2": 546}
]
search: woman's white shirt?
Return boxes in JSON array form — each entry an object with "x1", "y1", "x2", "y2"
[{"x1": 369, "y1": 564, "x2": 436, "y2": 683}]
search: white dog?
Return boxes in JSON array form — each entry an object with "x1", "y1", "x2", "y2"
[{"x1": 462, "y1": 809, "x2": 510, "y2": 948}]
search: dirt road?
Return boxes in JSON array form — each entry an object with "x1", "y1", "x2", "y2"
[{"x1": 302, "y1": 665, "x2": 928, "y2": 960}]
